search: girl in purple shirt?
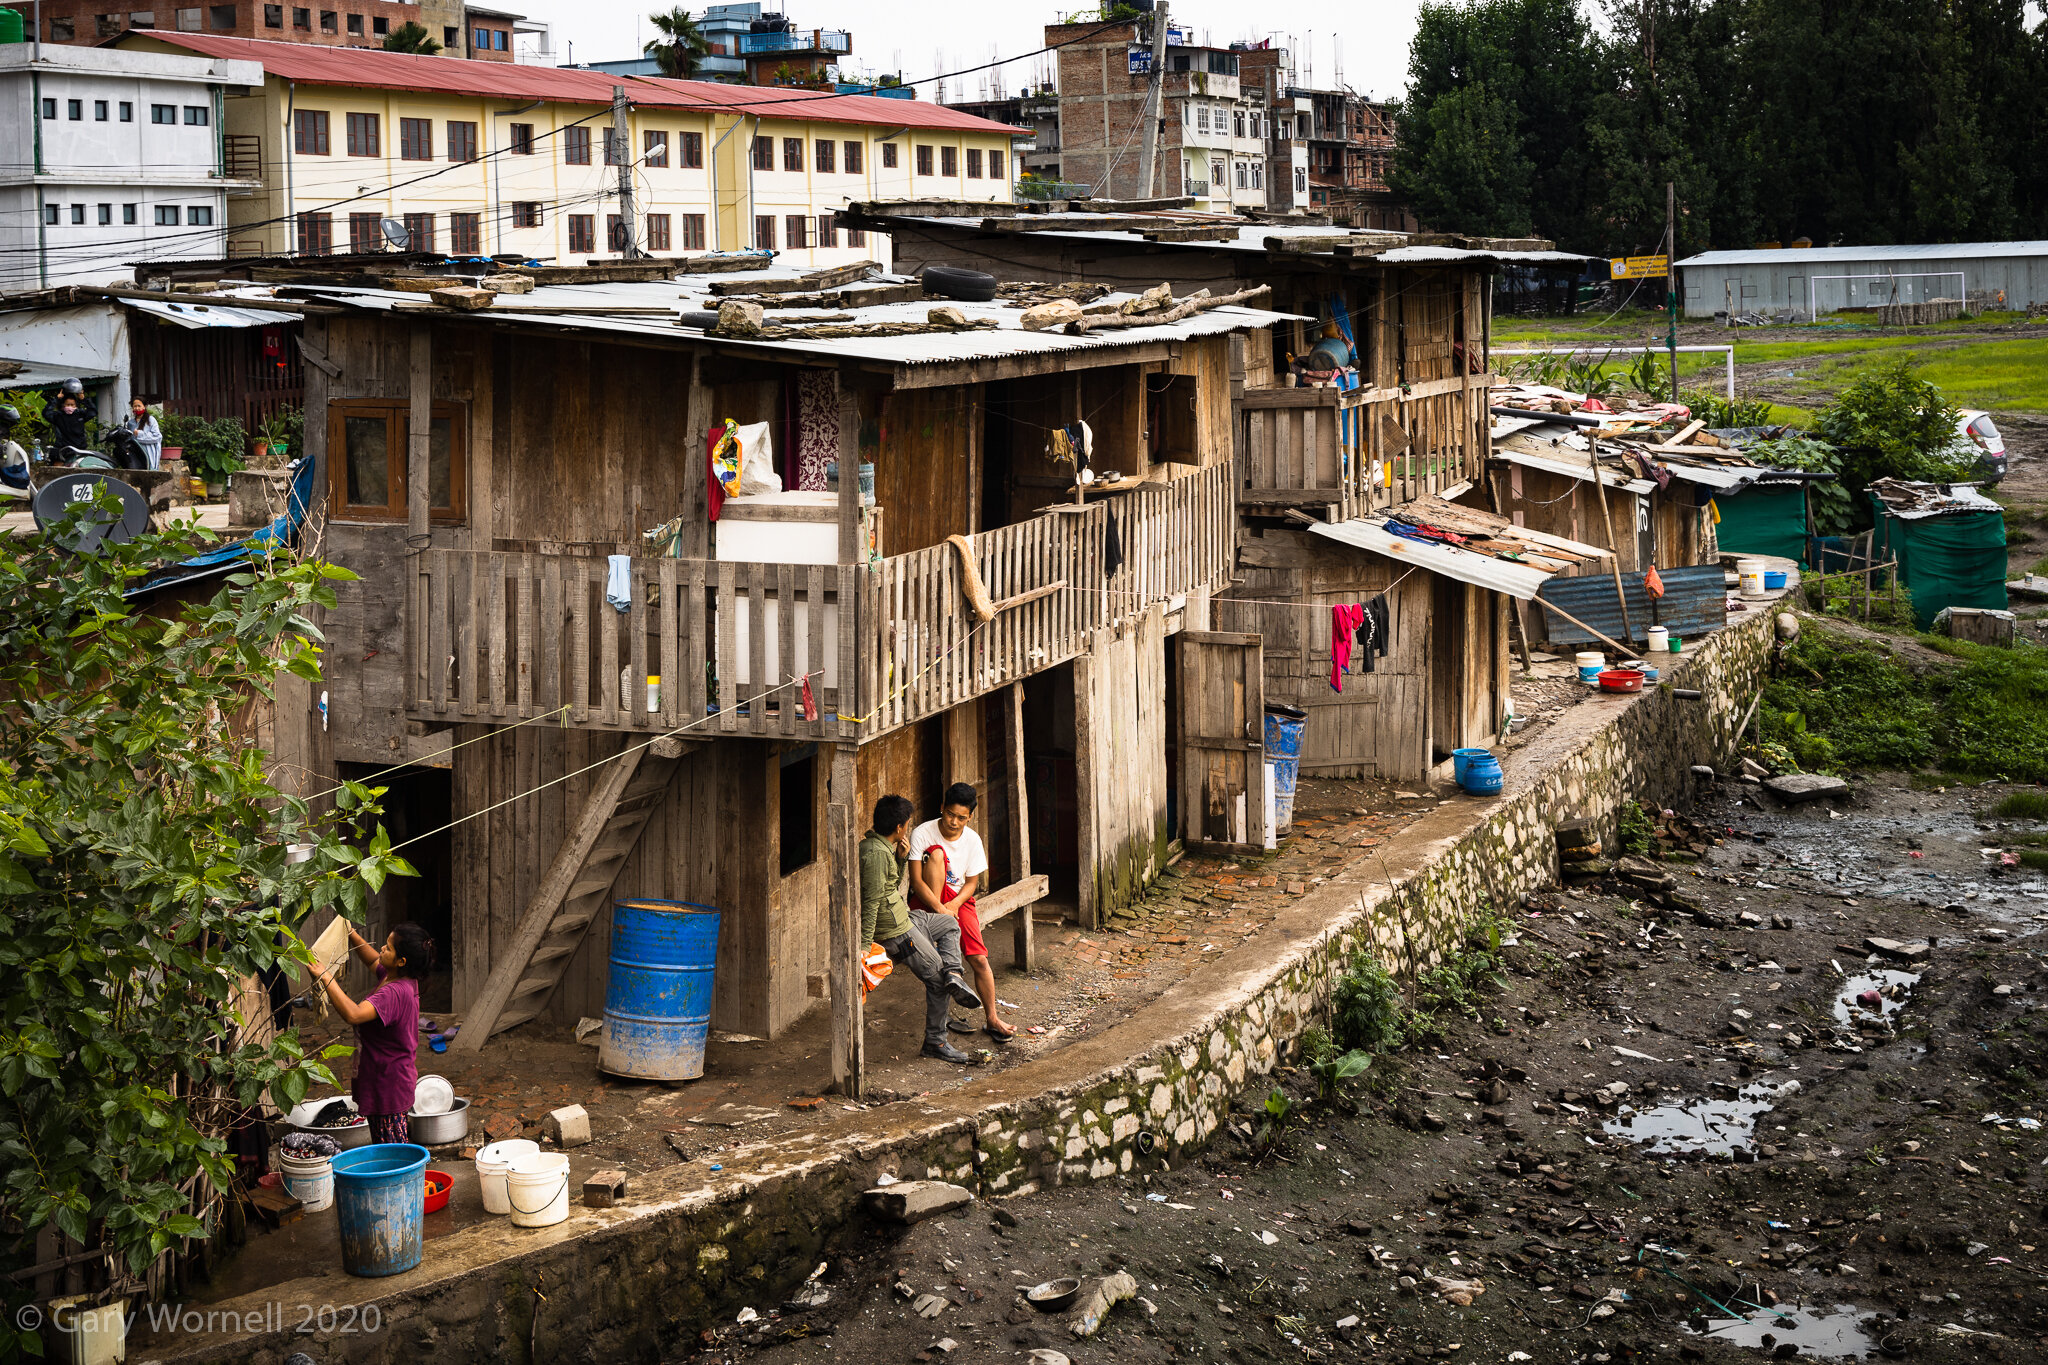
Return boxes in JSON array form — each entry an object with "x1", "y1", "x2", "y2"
[{"x1": 314, "y1": 922, "x2": 433, "y2": 1146}]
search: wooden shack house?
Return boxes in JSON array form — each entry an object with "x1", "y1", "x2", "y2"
[
  {"x1": 849, "y1": 204, "x2": 1609, "y2": 781},
  {"x1": 261, "y1": 262, "x2": 1293, "y2": 1091}
]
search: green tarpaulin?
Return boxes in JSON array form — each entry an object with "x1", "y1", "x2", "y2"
[
  {"x1": 1869, "y1": 492, "x2": 2009, "y2": 628},
  {"x1": 1715, "y1": 484, "x2": 1810, "y2": 565}
]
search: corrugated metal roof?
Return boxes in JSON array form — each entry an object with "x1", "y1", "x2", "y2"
[
  {"x1": 1869, "y1": 478, "x2": 2004, "y2": 520},
  {"x1": 898, "y1": 216, "x2": 1598, "y2": 266},
  {"x1": 281, "y1": 275, "x2": 1306, "y2": 367},
  {"x1": 0, "y1": 359, "x2": 120, "y2": 387},
  {"x1": 1678, "y1": 241, "x2": 2048, "y2": 269},
  {"x1": 124, "y1": 33, "x2": 1023, "y2": 132},
  {"x1": 1308, "y1": 512, "x2": 1611, "y2": 602},
  {"x1": 1535, "y1": 563, "x2": 1732, "y2": 647},
  {"x1": 124, "y1": 298, "x2": 297, "y2": 329},
  {"x1": 1494, "y1": 436, "x2": 1656, "y2": 494}
]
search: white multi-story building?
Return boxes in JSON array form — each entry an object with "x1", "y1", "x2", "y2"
[
  {"x1": 0, "y1": 44, "x2": 263, "y2": 290},
  {"x1": 1177, "y1": 89, "x2": 1268, "y2": 212}
]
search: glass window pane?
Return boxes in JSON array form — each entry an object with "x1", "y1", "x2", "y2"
[
  {"x1": 428, "y1": 417, "x2": 452, "y2": 510},
  {"x1": 345, "y1": 415, "x2": 388, "y2": 507}
]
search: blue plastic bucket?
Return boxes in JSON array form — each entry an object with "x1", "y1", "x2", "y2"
[
  {"x1": 1461, "y1": 754, "x2": 1504, "y2": 796},
  {"x1": 1451, "y1": 747, "x2": 1491, "y2": 786},
  {"x1": 331, "y1": 1143, "x2": 428, "y2": 1277},
  {"x1": 1763, "y1": 570, "x2": 1787, "y2": 590},
  {"x1": 600, "y1": 899, "x2": 722, "y2": 1081},
  {"x1": 1262, "y1": 705, "x2": 1308, "y2": 829}
]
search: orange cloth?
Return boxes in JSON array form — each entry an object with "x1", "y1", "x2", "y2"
[{"x1": 1644, "y1": 563, "x2": 1665, "y2": 599}]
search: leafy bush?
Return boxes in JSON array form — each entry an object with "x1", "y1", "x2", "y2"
[
  {"x1": 1409, "y1": 918, "x2": 1507, "y2": 1036},
  {"x1": 1683, "y1": 389, "x2": 1777, "y2": 428},
  {"x1": 1331, "y1": 949, "x2": 1406, "y2": 1055},
  {"x1": 1762, "y1": 631, "x2": 1939, "y2": 772},
  {"x1": 164, "y1": 414, "x2": 247, "y2": 485},
  {"x1": 1308, "y1": 1049, "x2": 1374, "y2": 1103},
  {"x1": 1744, "y1": 435, "x2": 1856, "y2": 535},
  {"x1": 1617, "y1": 800, "x2": 1656, "y2": 858},
  {"x1": 1813, "y1": 359, "x2": 1970, "y2": 494}
]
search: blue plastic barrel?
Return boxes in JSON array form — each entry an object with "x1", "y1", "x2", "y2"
[
  {"x1": 1451, "y1": 747, "x2": 1491, "y2": 786},
  {"x1": 1262, "y1": 705, "x2": 1308, "y2": 829},
  {"x1": 331, "y1": 1143, "x2": 428, "y2": 1277},
  {"x1": 1461, "y1": 754, "x2": 1504, "y2": 796},
  {"x1": 600, "y1": 899, "x2": 722, "y2": 1081}
]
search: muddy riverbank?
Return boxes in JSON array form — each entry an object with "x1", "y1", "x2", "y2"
[{"x1": 715, "y1": 775, "x2": 2048, "y2": 1365}]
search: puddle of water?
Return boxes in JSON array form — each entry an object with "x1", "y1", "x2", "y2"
[
  {"x1": 1688, "y1": 1302, "x2": 1883, "y2": 1360},
  {"x1": 1603, "y1": 1082, "x2": 1778, "y2": 1155},
  {"x1": 1833, "y1": 969, "x2": 1918, "y2": 1025}
]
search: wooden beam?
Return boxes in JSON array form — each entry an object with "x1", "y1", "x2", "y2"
[
  {"x1": 1001, "y1": 682, "x2": 1033, "y2": 972},
  {"x1": 454, "y1": 746, "x2": 648, "y2": 1051},
  {"x1": 886, "y1": 341, "x2": 1177, "y2": 391},
  {"x1": 1072, "y1": 644, "x2": 1097, "y2": 929},
  {"x1": 406, "y1": 322, "x2": 431, "y2": 543},
  {"x1": 975, "y1": 873, "x2": 1049, "y2": 926},
  {"x1": 1530, "y1": 593, "x2": 1633, "y2": 659},
  {"x1": 827, "y1": 745, "x2": 863, "y2": 1096}
]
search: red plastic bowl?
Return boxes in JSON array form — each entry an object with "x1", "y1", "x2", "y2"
[
  {"x1": 424, "y1": 1170, "x2": 453, "y2": 1214},
  {"x1": 1597, "y1": 669, "x2": 1645, "y2": 693}
]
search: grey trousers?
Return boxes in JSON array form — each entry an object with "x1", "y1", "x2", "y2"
[{"x1": 882, "y1": 908, "x2": 963, "y2": 1049}]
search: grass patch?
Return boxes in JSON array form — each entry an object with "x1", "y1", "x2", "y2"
[
  {"x1": 2019, "y1": 850, "x2": 2048, "y2": 870},
  {"x1": 1762, "y1": 626, "x2": 2048, "y2": 780},
  {"x1": 1991, "y1": 792, "x2": 2048, "y2": 820}
]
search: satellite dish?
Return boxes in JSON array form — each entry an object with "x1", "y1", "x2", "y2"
[
  {"x1": 380, "y1": 216, "x2": 410, "y2": 251},
  {"x1": 32, "y1": 471, "x2": 150, "y2": 553}
]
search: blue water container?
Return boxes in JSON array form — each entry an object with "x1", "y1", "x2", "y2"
[
  {"x1": 1461, "y1": 753, "x2": 1504, "y2": 796},
  {"x1": 331, "y1": 1143, "x2": 428, "y2": 1277},
  {"x1": 1451, "y1": 747, "x2": 1491, "y2": 786},
  {"x1": 600, "y1": 899, "x2": 722, "y2": 1081},
  {"x1": 1262, "y1": 705, "x2": 1308, "y2": 829}
]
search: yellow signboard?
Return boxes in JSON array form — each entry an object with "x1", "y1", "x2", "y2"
[{"x1": 1610, "y1": 255, "x2": 1671, "y2": 280}]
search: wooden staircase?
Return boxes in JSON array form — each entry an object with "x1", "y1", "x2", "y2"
[{"x1": 455, "y1": 739, "x2": 689, "y2": 1049}]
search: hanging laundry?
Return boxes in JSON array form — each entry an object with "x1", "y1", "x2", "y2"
[
  {"x1": 605, "y1": 554, "x2": 632, "y2": 613},
  {"x1": 1104, "y1": 507, "x2": 1124, "y2": 576},
  {"x1": 791, "y1": 370, "x2": 838, "y2": 492},
  {"x1": 800, "y1": 674, "x2": 819, "y2": 723},
  {"x1": 1353, "y1": 595, "x2": 1391, "y2": 672},
  {"x1": 1643, "y1": 563, "x2": 1665, "y2": 599},
  {"x1": 1329, "y1": 603, "x2": 1364, "y2": 692}
]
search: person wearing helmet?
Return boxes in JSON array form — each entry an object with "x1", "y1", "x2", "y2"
[{"x1": 43, "y1": 380, "x2": 94, "y2": 458}]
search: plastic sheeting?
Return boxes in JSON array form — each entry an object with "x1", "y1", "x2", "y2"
[
  {"x1": 1716, "y1": 484, "x2": 1810, "y2": 565},
  {"x1": 1869, "y1": 491, "x2": 2009, "y2": 628}
]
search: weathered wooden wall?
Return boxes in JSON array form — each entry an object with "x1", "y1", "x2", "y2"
[
  {"x1": 1073, "y1": 605, "x2": 1173, "y2": 924},
  {"x1": 876, "y1": 384, "x2": 981, "y2": 554},
  {"x1": 1221, "y1": 529, "x2": 1507, "y2": 780},
  {"x1": 448, "y1": 730, "x2": 828, "y2": 1039}
]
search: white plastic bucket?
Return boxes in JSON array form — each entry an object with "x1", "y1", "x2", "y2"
[
  {"x1": 1575, "y1": 651, "x2": 1604, "y2": 684},
  {"x1": 475, "y1": 1139, "x2": 538, "y2": 1216},
  {"x1": 1647, "y1": 626, "x2": 1668, "y2": 653},
  {"x1": 278, "y1": 1153, "x2": 334, "y2": 1213},
  {"x1": 1737, "y1": 558, "x2": 1766, "y2": 599},
  {"x1": 506, "y1": 1152, "x2": 571, "y2": 1229}
]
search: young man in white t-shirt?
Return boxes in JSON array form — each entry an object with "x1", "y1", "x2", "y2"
[{"x1": 908, "y1": 782, "x2": 1016, "y2": 1042}]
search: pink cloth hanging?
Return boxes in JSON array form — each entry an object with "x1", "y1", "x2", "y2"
[
  {"x1": 792, "y1": 370, "x2": 838, "y2": 492},
  {"x1": 1330, "y1": 604, "x2": 1364, "y2": 692}
]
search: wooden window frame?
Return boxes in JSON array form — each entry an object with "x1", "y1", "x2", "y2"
[
  {"x1": 679, "y1": 130, "x2": 703, "y2": 168},
  {"x1": 646, "y1": 213, "x2": 671, "y2": 251},
  {"x1": 681, "y1": 212, "x2": 705, "y2": 250},
  {"x1": 326, "y1": 398, "x2": 466, "y2": 524},
  {"x1": 568, "y1": 214, "x2": 594, "y2": 252},
  {"x1": 843, "y1": 139, "x2": 862, "y2": 174},
  {"x1": 345, "y1": 110, "x2": 378, "y2": 157},
  {"x1": 564, "y1": 125, "x2": 591, "y2": 166},
  {"x1": 643, "y1": 129, "x2": 668, "y2": 167},
  {"x1": 782, "y1": 136, "x2": 803, "y2": 172}
]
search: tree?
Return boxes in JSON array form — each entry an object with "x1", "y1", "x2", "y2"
[
  {"x1": 644, "y1": 6, "x2": 710, "y2": 79},
  {"x1": 0, "y1": 503, "x2": 415, "y2": 1354},
  {"x1": 1391, "y1": 82, "x2": 1535, "y2": 235},
  {"x1": 383, "y1": 20, "x2": 441, "y2": 54}
]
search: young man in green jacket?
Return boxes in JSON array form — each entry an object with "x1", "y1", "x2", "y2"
[{"x1": 861, "y1": 794, "x2": 982, "y2": 1063}]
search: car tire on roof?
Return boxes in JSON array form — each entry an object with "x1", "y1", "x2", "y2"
[{"x1": 921, "y1": 265, "x2": 997, "y2": 302}]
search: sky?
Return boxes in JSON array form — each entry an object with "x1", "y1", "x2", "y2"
[{"x1": 510, "y1": 0, "x2": 1425, "y2": 105}]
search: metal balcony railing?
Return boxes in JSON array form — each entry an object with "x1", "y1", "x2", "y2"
[
  {"x1": 738, "y1": 28, "x2": 851, "y2": 55},
  {"x1": 222, "y1": 134, "x2": 261, "y2": 183}
]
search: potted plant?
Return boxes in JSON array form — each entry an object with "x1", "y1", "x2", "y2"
[
  {"x1": 186, "y1": 416, "x2": 247, "y2": 497},
  {"x1": 158, "y1": 412, "x2": 200, "y2": 467},
  {"x1": 252, "y1": 411, "x2": 291, "y2": 468}
]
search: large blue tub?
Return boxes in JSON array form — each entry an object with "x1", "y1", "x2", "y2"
[
  {"x1": 599, "y1": 899, "x2": 722, "y2": 1081},
  {"x1": 331, "y1": 1143, "x2": 428, "y2": 1277}
]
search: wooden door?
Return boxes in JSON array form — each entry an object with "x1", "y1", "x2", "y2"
[{"x1": 1178, "y1": 631, "x2": 1265, "y2": 846}]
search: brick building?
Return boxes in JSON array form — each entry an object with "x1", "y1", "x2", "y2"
[
  {"x1": 1048, "y1": 14, "x2": 1273, "y2": 211},
  {"x1": 1305, "y1": 89, "x2": 1413, "y2": 231}
]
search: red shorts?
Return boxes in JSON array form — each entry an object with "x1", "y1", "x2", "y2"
[{"x1": 952, "y1": 897, "x2": 984, "y2": 958}]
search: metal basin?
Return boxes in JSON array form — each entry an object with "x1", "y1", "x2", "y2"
[{"x1": 407, "y1": 1096, "x2": 470, "y2": 1147}]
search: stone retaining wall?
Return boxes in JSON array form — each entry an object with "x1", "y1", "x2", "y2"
[{"x1": 144, "y1": 606, "x2": 1776, "y2": 1365}]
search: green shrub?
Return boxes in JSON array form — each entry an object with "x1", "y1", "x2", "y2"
[
  {"x1": 1617, "y1": 800, "x2": 1656, "y2": 858},
  {"x1": 1814, "y1": 359, "x2": 1971, "y2": 496},
  {"x1": 1744, "y1": 434, "x2": 1856, "y2": 536},
  {"x1": 1331, "y1": 950, "x2": 1405, "y2": 1055},
  {"x1": 1992, "y1": 792, "x2": 2048, "y2": 820},
  {"x1": 1682, "y1": 389, "x2": 1776, "y2": 428}
]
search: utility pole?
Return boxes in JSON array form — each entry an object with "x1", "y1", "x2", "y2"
[
  {"x1": 1136, "y1": 2, "x2": 1170, "y2": 199},
  {"x1": 612, "y1": 85, "x2": 643, "y2": 258},
  {"x1": 1665, "y1": 179, "x2": 1678, "y2": 402}
]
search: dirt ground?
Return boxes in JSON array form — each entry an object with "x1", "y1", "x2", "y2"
[{"x1": 696, "y1": 774, "x2": 2048, "y2": 1365}]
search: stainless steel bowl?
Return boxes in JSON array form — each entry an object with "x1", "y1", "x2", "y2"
[
  {"x1": 407, "y1": 1096, "x2": 470, "y2": 1147},
  {"x1": 288, "y1": 1118, "x2": 373, "y2": 1150}
]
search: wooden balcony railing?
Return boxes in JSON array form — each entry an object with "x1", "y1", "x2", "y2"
[
  {"x1": 405, "y1": 461, "x2": 1237, "y2": 741},
  {"x1": 1239, "y1": 375, "x2": 1493, "y2": 520}
]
